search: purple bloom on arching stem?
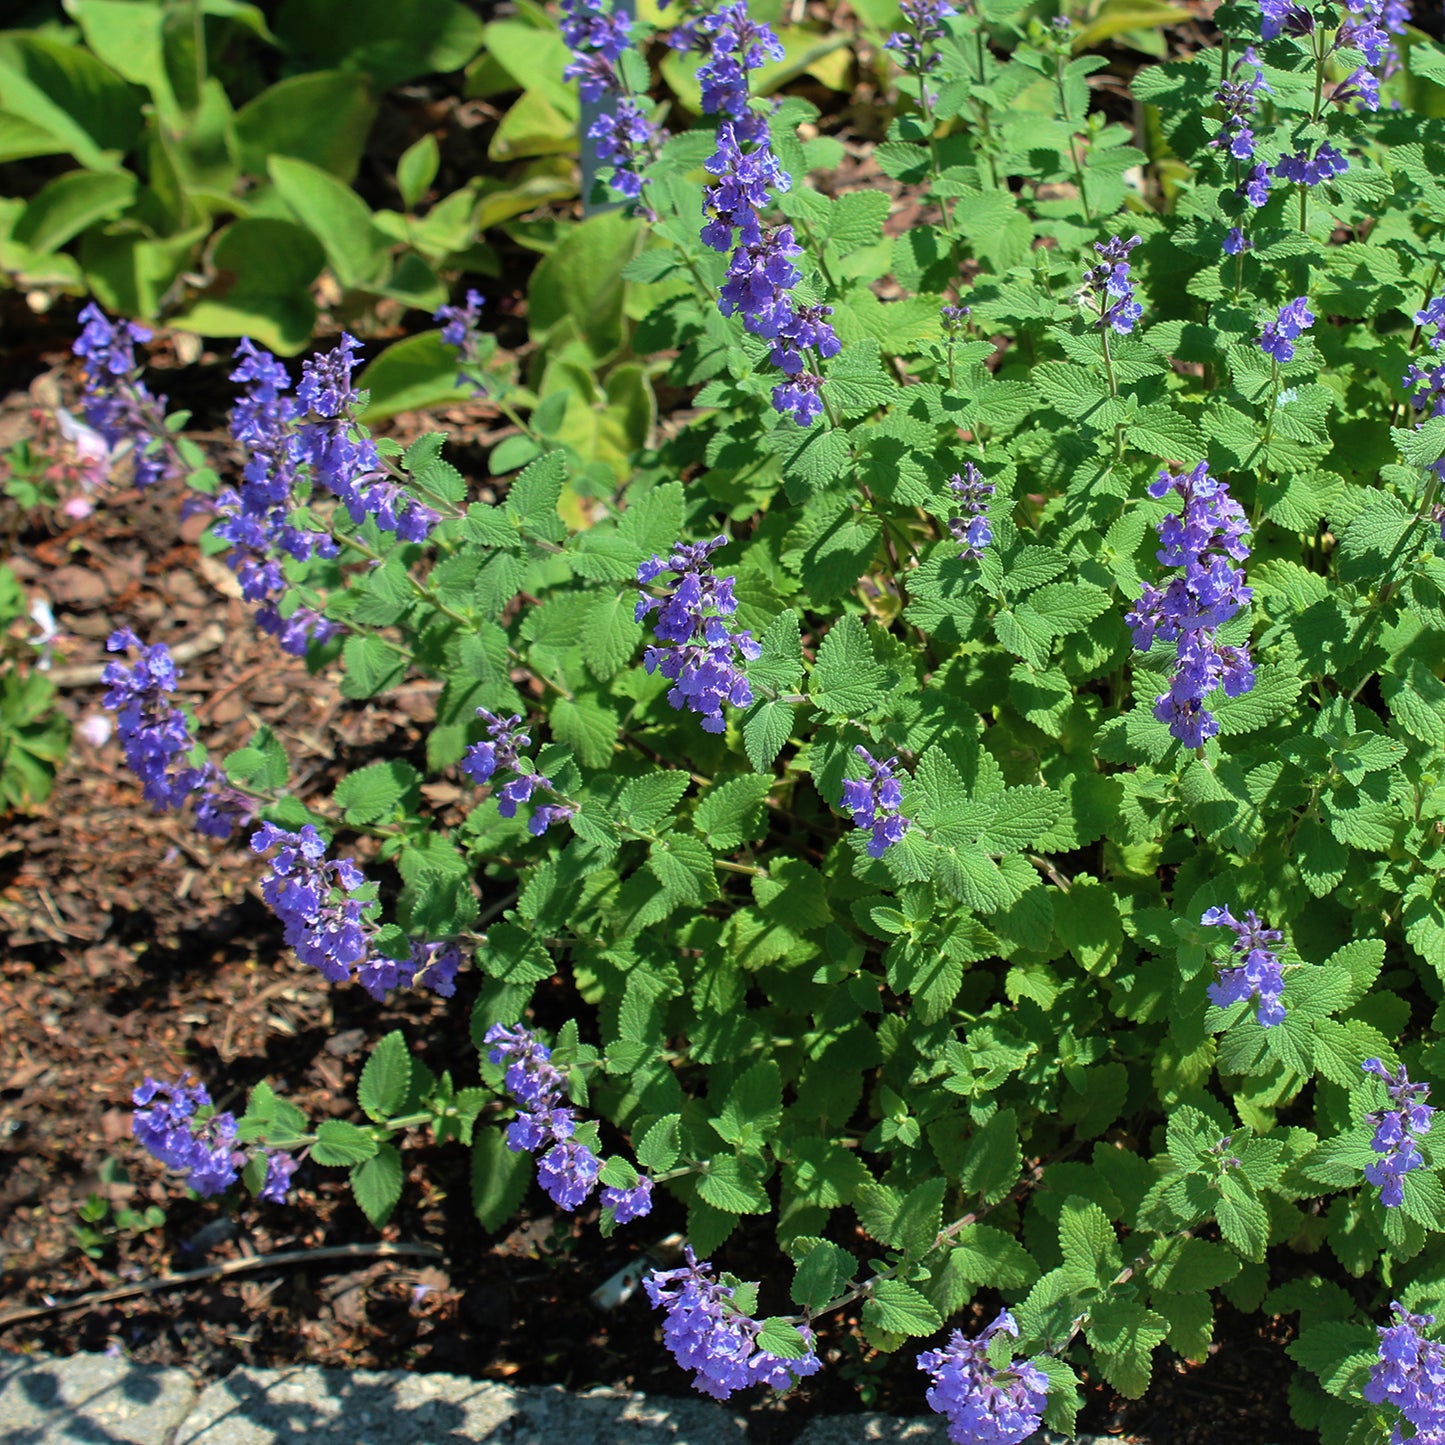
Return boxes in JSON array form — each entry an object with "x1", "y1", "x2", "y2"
[
  {"x1": 601, "y1": 1175, "x2": 654, "y2": 1223},
  {"x1": 1078, "y1": 234, "x2": 1143, "y2": 335},
  {"x1": 1260, "y1": 0, "x2": 1313, "y2": 39},
  {"x1": 537, "y1": 1138, "x2": 602, "y2": 1210},
  {"x1": 461, "y1": 708, "x2": 573, "y2": 834},
  {"x1": 1223, "y1": 226, "x2": 1250, "y2": 256},
  {"x1": 132, "y1": 1074, "x2": 247, "y2": 1198},
  {"x1": 434, "y1": 289, "x2": 489, "y2": 390},
  {"x1": 884, "y1": 0, "x2": 957, "y2": 77},
  {"x1": 259, "y1": 1150, "x2": 299, "y2": 1204},
  {"x1": 1201, "y1": 905, "x2": 1286, "y2": 1027},
  {"x1": 1362, "y1": 1058, "x2": 1434, "y2": 1209},
  {"x1": 1126, "y1": 462, "x2": 1254, "y2": 748},
  {"x1": 71, "y1": 303, "x2": 176, "y2": 489},
  {"x1": 917, "y1": 1310, "x2": 1049, "y2": 1445},
  {"x1": 841, "y1": 746, "x2": 913, "y2": 858},
  {"x1": 1274, "y1": 143, "x2": 1349, "y2": 187},
  {"x1": 644, "y1": 1246, "x2": 823, "y2": 1400},
  {"x1": 1258, "y1": 296, "x2": 1315, "y2": 364},
  {"x1": 636, "y1": 536, "x2": 759, "y2": 732},
  {"x1": 1417, "y1": 294, "x2": 1445, "y2": 351},
  {"x1": 1365, "y1": 1302, "x2": 1445, "y2": 1441},
  {"x1": 484, "y1": 1022, "x2": 580, "y2": 1160},
  {"x1": 588, "y1": 97, "x2": 664, "y2": 207},
  {"x1": 1212, "y1": 55, "x2": 1265, "y2": 161},
  {"x1": 947, "y1": 463, "x2": 995, "y2": 560}
]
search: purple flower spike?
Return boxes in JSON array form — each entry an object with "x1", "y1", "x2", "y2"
[
  {"x1": 947, "y1": 463, "x2": 995, "y2": 560},
  {"x1": 917, "y1": 1311, "x2": 1049, "y2": 1445},
  {"x1": 1365, "y1": 1303, "x2": 1445, "y2": 1441},
  {"x1": 72, "y1": 304, "x2": 176, "y2": 489},
  {"x1": 537, "y1": 1139, "x2": 602, "y2": 1210},
  {"x1": 461, "y1": 708, "x2": 573, "y2": 834},
  {"x1": 841, "y1": 746, "x2": 912, "y2": 858},
  {"x1": 1126, "y1": 462, "x2": 1254, "y2": 747},
  {"x1": 1362, "y1": 1059, "x2": 1434, "y2": 1208},
  {"x1": 1201, "y1": 905, "x2": 1286, "y2": 1026},
  {"x1": 644, "y1": 1246, "x2": 823, "y2": 1400},
  {"x1": 636, "y1": 537, "x2": 759, "y2": 732},
  {"x1": 1078, "y1": 235, "x2": 1143, "y2": 335},
  {"x1": 885, "y1": 0, "x2": 957, "y2": 76},
  {"x1": 1211, "y1": 52, "x2": 1266, "y2": 161},
  {"x1": 1258, "y1": 296, "x2": 1315, "y2": 364}
]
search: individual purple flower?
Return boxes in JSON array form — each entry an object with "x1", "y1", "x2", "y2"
[
  {"x1": 1417, "y1": 295, "x2": 1445, "y2": 351},
  {"x1": 1223, "y1": 226, "x2": 1251, "y2": 256},
  {"x1": 885, "y1": 0, "x2": 957, "y2": 77},
  {"x1": 1125, "y1": 462, "x2": 1254, "y2": 748},
  {"x1": 132, "y1": 1075, "x2": 246, "y2": 1198},
  {"x1": 772, "y1": 372, "x2": 826, "y2": 427},
  {"x1": 917, "y1": 1311, "x2": 1049, "y2": 1445},
  {"x1": 1078, "y1": 234, "x2": 1143, "y2": 335},
  {"x1": 947, "y1": 463, "x2": 995, "y2": 560},
  {"x1": 537, "y1": 1138, "x2": 602, "y2": 1210},
  {"x1": 1201, "y1": 905, "x2": 1286, "y2": 1026},
  {"x1": 1242, "y1": 162, "x2": 1272, "y2": 207},
  {"x1": 1362, "y1": 1059, "x2": 1434, "y2": 1209},
  {"x1": 72, "y1": 304, "x2": 177, "y2": 489},
  {"x1": 602, "y1": 1176, "x2": 654, "y2": 1223},
  {"x1": 1274, "y1": 143, "x2": 1349, "y2": 187},
  {"x1": 1258, "y1": 296, "x2": 1315, "y2": 363},
  {"x1": 259, "y1": 1150, "x2": 300, "y2": 1204},
  {"x1": 1365, "y1": 1303, "x2": 1445, "y2": 1440},
  {"x1": 644, "y1": 1246, "x2": 823, "y2": 1400},
  {"x1": 635, "y1": 536, "x2": 760, "y2": 732},
  {"x1": 1333, "y1": 65, "x2": 1381, "y2": 110},
  {"x1": 1260, "y1": 0, "x2": 1313, "y2": 40},
  {"x1": 1342, "y1": 0, "x2": 1410, "y2": 71},
  {"x1": 841, "y1": 746, "x2": 912, "y2": 858}
]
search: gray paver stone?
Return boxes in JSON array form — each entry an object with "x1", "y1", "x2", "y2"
[
  {"x1": 176, "y1": 1366, "x2": 749, "y2": 1444},
  {"x1": 0, "y1": 1351, "x2": 197, "y2": 1445}
]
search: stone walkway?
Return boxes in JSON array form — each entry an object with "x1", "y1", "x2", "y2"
[{"x1": 0, "y1": 1350, "x2": 1132, "y2": 1444}]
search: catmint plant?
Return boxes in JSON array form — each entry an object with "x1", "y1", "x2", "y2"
[{"x1": 77, "y1": 0, "x2": 1445, "y2": 1433}]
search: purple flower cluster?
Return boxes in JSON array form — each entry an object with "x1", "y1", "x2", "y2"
[
  {"x1": 1239, "y1": 144, "x2": 1349, "y2": 211},
  {"x1": 481, "y1": 1023, "x2": 650, "y2": 1218},
  {"x1": 1200, "y1": 905, "x2": 1286, "y2": 1026},
  {"x1": 841, "y1": 746, "x2": 912, "y2": 858},
  {"x1": 1417, "y1": 295, "x2": 1445, "y2": 351},
  {"x1": 1211, "y1": 52, "x2": 1266, "y2": 161},
  {"x1": 1125, "y1": 462, "x2": 1255, "y2": 748},
  {"x1": 133, "y1": 1074, "x2": 296, "y2": 1203},
  {"x1": 916, "y1": 1311, "x2": 1049, "y2": 1445},
  {"x1": 947, "y1": 463, "x2": 995, "y2": 560},
  {"x1": 297, "y1": 334, "x2": 439, "y2": 544},
  {"x1": 1365, "y1": 1303, "x2": 1445, "y2": 1442},
  {"x1": 101, "y1": 629, "x2": 250, "y2": 838},
  {"x1": 460, "y1": 708, "x2": 576, "y2": 835},
  {"x1": 1363, "y1": 1058, "x2": 1435, "y2": 1209},
  {"x1": 1275, "y1": 143, "x2": 1350, "y2": 187},
  {"x1": 1404, "y1": 296, "x2": 1445, "y2": 509},
  {"x1": 215, "y1": 340, "x2": 338, "y2": 657},
  {"x1": 561, "y1": 0, "x2": 662, "y2": 204},
  {"x1": 1258, "y1": 296, "x2": 1316, "y2": 363},
  {"x1": 644, "y1": 1246, "x2": 822, "y2": 1400},
  {"x1": 1078, "y1": 234, "x2": 1143, "y2": 335},
  {"x1": 250, "y1": 824, "x2": 461, "y2": 1001},
  {"x1": 689, "y1": 4, "x2": 838, "y2": 425},
  {"x1": 885, "y1": 0, "x2": 957, "y2": 78},
  {"x1": 71, "y1": 304, "x2": 176, "y2": 490},
  {"x1": 636, "y1": 536, "x2": 760, "y2": 733}
]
